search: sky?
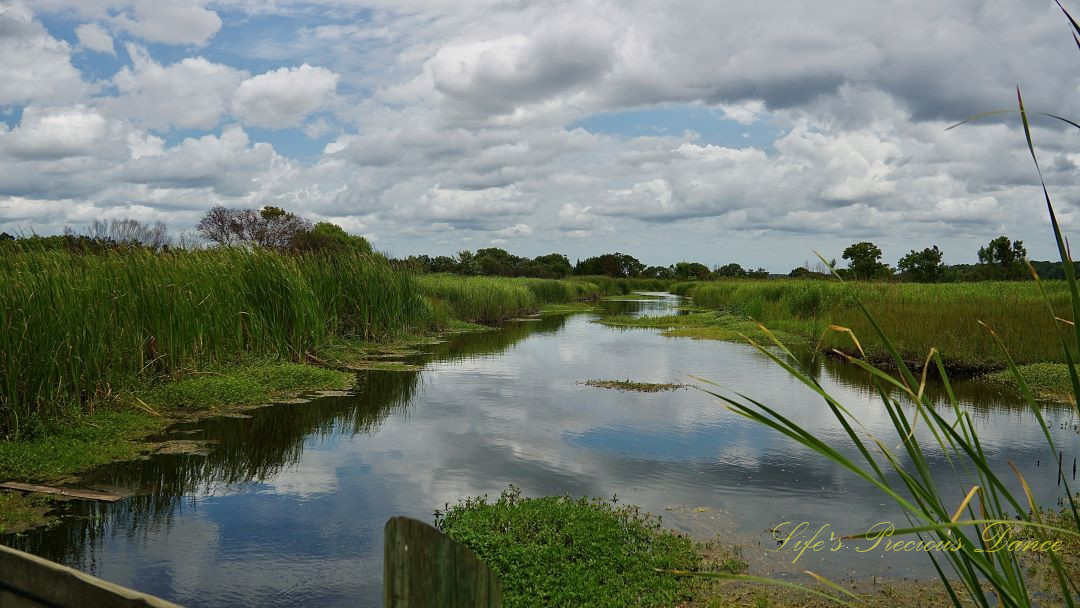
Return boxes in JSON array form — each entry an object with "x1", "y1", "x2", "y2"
[{"x1": 2, "y1": 0, "x2": 1080, "y2": 270}]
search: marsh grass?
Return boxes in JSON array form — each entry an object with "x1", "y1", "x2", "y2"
[
  {"x1": 677, "y1": 280, "x2": 1073, "y2": 372},
  {"x1": 0, "y1": 249, "x2": 595, "y2": 438},
  {"x1": 597, "y1": 311, "x2": 802, "y2": 344},
  {"x1": 0, "y1": 248, "x2": 426, "y2": 438},
  {"x1": 414, "y1": 274, "x2": 598, "y2": 323}
]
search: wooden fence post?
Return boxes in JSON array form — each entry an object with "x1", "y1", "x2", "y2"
[{"x1": 383, "y1": 516, "x2": 502, "y2": 608}]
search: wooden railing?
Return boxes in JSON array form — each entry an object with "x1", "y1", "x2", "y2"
[
  {"x1": 0, "y1": 543, "x2": 181, "y2": 608},
  {"x1": 0, "y1": 516, "x2": 501, "y2": 607}
]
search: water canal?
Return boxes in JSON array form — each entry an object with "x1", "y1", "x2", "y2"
[{"x1": 3, "y1": 295, "x2": 1078, "y2": 607}]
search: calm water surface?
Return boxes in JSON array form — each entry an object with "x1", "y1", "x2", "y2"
[{"x1": 4, "y1": 295, "x2": 1079, "y2": 606}]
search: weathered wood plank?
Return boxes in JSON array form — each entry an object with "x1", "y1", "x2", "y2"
[
  {"x1": 384, "y1": 516, "x2": 501, "y2": 608},
  {"x1": 0, "y1": 482, "x2": 123, "y2": 502},
  {"x1": 0, "y1": 543, "x2": 182, "y2": 608}
]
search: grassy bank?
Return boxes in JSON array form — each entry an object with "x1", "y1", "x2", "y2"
[
  {"x1": 0, "y1": 249, "x2": 602, "y2": 439},
  {"x1": 0, "y1": 251, "x2": 593, "y2": 492},
  {"x1": 415, "y1": 274, "x2": 598, "y2": 324},
  {"x1": 0, "y1": 248, "x2": 427, "y2": 439},
  {"x1": 669, "y1": 279, "x2": 1074, "y2": 372}
]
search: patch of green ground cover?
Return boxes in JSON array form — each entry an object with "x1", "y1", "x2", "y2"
[
  {"x1": 582, "y1": 379, "x2": 686, "y2": 392},
  {"x1": 0, "y1": 491, "x2": 54, "y2": 534},
  {"x1": 539, "y1": 302, "x2": 600, "y2": 314},
  {"x1": 0, "y1": 410, "x2": 165, "y2": 482},
  {"x1": 444, "y1": 319, "x2": 493, "y2": 331},
  {"x1": 139, "y1": 359, "x2": 351, "y2": 411},
  {"x1": 596, "y1": 311, "x2": 805, "y2": 346},
  {"x1": 0, "y1": 358, "x2": 349, "y2": 486},
  {"x1": 678, "y1": 279, "x2": 1075, "y2": 371},
  {"x1": 436, "y1": 487, "x2": 704, "y2": 608},
  {"x1": 982, "y1": 363, "x2": 1080, "y2": 403}
]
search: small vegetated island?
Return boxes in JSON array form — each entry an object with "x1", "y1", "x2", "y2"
[{"x1": 0, "y1": 205, "x2": 1078, "y2": 607}]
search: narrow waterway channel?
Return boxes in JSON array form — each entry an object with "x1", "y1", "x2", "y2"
[{"x1": 3, "y1": 295, "x2": 1078, "y2": 607}]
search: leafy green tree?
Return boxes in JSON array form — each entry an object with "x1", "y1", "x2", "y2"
[
  {"x1": 474, "y1": 247, "x2": 522, "y2": 276},
  {"x1": 842, "y1": 241, "x2": 887, "y2": 280},
  {"x1": 897, "y1": 246, "x2": 945, "y2": 282},
  {"x1": 715, "y1": 263, "x2": 747, "y2": 278},
  {"x1": 289, "y1": 222, "x2": 373, "y2": 254},
  {"x1": 977, "y1": 235, "x2": 1026, "y2": 266},
  {"x1": 456, "y1": 250, "x2": 481, "y2": 275},
  {"x1": 531, "y1": 253, "x2": 573, "y2": 278},
  {"x1": 673, "y1": 261, "x2": 711, "y2": 280},
  {"x1": 747, "y1": 267, "x2": 769, "y2": 279},
  {"x1": 641, "y1": 265, "x2": 675, "y2": 279},
  {"x1": 574, "y1": 253, "x2": 645, "y2": 277},
  {"x1": 977, "y1": 235, "x2": 1027, "y2": 279},
  {"x1": 430, "y1": 255, "x2": 458, "y2": 273}
]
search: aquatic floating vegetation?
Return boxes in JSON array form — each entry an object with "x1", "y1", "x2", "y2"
[{"x1": 581, "y1": 379, "x2": 686, "y2": 392}]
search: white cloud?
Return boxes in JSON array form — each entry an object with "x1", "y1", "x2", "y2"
[
  {"x1": 74, "y1": 22, "x2": 114, "y2": 55},
  {"x1": 4, "y1": 0, "x2": 1080, "y2": 267},
  {"x1": 0, "y1": 2, "x2": 89, "y2": 105},
  {"x1": 0, "y1": 105, "x2": 111, "y2": 160},
  {"x1": 232, "y1": 64, "x2": 340, "y2": 128},
  {"x1": 123, "y1": 126, "x2": 282, "y2": 197},
  {"x1": 110, "y1": 0, "x2": 222, "y2": 46},
  {"x1": 106, "y1": 44, "x2": 246, "y2": 131}
]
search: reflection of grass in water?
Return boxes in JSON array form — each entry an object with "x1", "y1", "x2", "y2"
[
  {"x1": 6, "y1": 368, "x2": 423, "y2": 564},
  {"x1": 582, "y1": 379, "x2": 685, "y2": 392}
]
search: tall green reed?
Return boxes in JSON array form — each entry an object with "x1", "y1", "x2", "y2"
[{"x1": 0, "y1": 248, "x2": 427, "y2": 438}]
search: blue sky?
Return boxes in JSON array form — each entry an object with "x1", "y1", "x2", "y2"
[{"x1": 2, "y1": 0, "x2": 1079, "y2": 269}]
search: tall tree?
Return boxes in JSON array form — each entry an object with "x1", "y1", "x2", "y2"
[
  {"x1": 897, "y1": 246, "x2": 945, "y2": 282},
  {"x1": 197, "y1": 206, "x2": 311, "y2": 250},
  {"x1": 842, "y1": 241, "x2": 886, "y2": 280},
  {"x1": 977, "y1": 235, "x2": 1027, "y2": 280},
  {"x1": 715, "y1": 262, "x2": 747, "y2": 278}
]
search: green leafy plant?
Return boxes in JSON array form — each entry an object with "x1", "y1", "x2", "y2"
[{"x1": 436, "y1": 486, "x2": 701, "y2": 608}]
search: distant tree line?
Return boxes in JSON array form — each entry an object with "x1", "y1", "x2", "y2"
[
  {"x1": 0, "y1": 206, "x2": 373, "y2": 256},
  {"x1": 0, "y1": 218, "x2": 1067, "y2": 283},
  {"x1": 394, "y1": 249, "x2": 769, "y2": 280},
  {"x1": 787, "y1": 235, "x2": 1037, "y2": 282}
]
